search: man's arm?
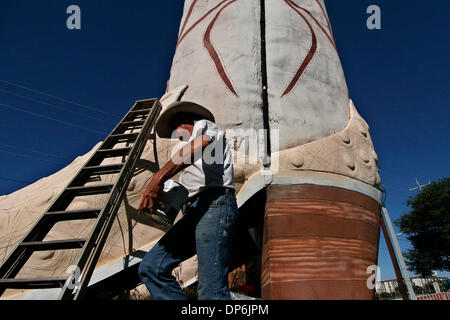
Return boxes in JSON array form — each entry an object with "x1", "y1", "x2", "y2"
[{"x1": 138, "y1": 134, "x2": 212, "y2": 214}]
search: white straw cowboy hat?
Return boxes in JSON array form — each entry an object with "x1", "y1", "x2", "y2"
[{"x1": 155, "y1": 101, "x2": 215, "y2": 138}]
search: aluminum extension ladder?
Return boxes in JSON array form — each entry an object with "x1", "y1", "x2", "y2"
[{"x1": 0, "y1": 98, "x2": 162, "y2": 300}]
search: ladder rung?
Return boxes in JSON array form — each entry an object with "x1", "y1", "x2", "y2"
[
  {"x1": 120, "y1": 120, "x2": 145, "y2": 126},
  {"x1": 132, "y1": 100, "x2": 156, "y2": 111},
  {"x1": 129, "y1": 108, "x2": 151, "y2": 114},
  {"x1": 103, "y1": 133, "x2": 138, "y2": 149},
  {"x1": 44, "y1": 209, "x2": 101, "y2": 222},
  {"x1": 68, "y1": 165, "x2": 123, "y2": 188},
  {"x1": 65, "y1": 184, "x2": 114, "y2": 196},
  {"x1": 97, "y1": 147, "x2": 133, "y2": 157},
  {"x1": 82, "y1": 164, "x2": 124, "y2": 175},
  {"x1": 20, "y1": 239, "x2": 86, "y2": 251},
  {"x1": 0, "y1": 277, "x2": 67, "y2": 289},
  {"x1": 109, "y1": 132, "x2": 139, "y2": 139},
  {"x1": 111, "y1": 121, "x2": 145, "y2": 135}
]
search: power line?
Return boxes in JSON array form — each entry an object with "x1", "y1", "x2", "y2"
[
  {"x1": 0, "y1": 189, "x2": 18, "y2": 196},
  {"x1": 384, "y1": 185, "x2": 407, "y2": 194},
  {"x1": 0, "y1": 78, "x2": 121, "y2": 118},
  {"x1": 0, "y1": 149, "x2": 66, "y2": 164},
  {"x1": 0, "y1": 88, "x2": 116, "y2": 125},
  {"x1": 379, "y1": 166, "x2": 416, "y2": 181},
  {"x1": 385, "y1": 193, "x2": 406, "y2": 201},
  {"x1": 0, "y1": 102, "x2": 107, "y2": 135},
  {"x1": 0, "y1": 177, "x2": 32, "y2": 184},
  {"x1": 0, "y1": 142, "x2": 66, "y2": 160},
  {"x1": 381, "y1": 177, "x2": 411, "y2": 190}
]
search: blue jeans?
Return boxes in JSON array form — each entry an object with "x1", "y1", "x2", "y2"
[{"x1": 138, "y1": 187, "x2": 239, "y2": 300}]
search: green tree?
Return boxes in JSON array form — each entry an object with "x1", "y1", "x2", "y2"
[{"x1": 395, "y1": 177, "x2": 450, "y2": 277}]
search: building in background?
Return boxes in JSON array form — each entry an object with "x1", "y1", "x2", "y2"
[{"x1": 376, "y1": 277, "x2": 449, "y2": 300}]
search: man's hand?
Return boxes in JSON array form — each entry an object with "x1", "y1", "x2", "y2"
[
  {"x1": 138, "y1": 174, "x2": 164, "y2": 215},
  {"x1": 137, "y1": 134, "x2": 212, "y2": 215}
]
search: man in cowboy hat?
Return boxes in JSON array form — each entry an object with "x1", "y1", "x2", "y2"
[{"x1": 137, "y1": 101, "x2": 238, "y2": 300}]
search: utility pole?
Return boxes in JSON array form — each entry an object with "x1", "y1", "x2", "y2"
[
  {"x1": 409, "y1": 178, "x2": 431, "y2": 192},
  {"x1": 381, "y1": 207, "x2": 417, "y2": 300},
  {"x1": 380, "y1": 216, "x2": 409, "y2": 300}
]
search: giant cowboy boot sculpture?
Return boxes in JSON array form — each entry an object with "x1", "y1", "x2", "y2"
[{"x1": 167, "y1": 0, "x2": 382, "y2": 300}]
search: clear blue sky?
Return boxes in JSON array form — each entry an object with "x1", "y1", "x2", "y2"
[{"x1": 0, "y1": 1, "x2": 448, "y2": 282}]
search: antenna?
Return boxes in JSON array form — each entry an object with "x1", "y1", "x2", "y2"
[{"x1": 408, "y1": 178, "x2": 431, "y2": 192}]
